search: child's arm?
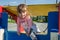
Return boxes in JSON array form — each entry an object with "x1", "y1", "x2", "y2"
[
  {"x1": 17, "y1": 17, "x2": 20, "y2": 35},
  {"x1": 27, "y1": 16, "x2": 32, "y2": 35}
]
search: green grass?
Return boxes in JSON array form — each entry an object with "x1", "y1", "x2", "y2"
[{"x1": 8, "y1": 19, "x2": 15, "y2": 23}]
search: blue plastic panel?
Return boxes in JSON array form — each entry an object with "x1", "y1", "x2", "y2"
[
  {"x1": 48, "y1": 11, "x2": 58, "y2": 32},
  {"x1": 2, "y1": 12, "x2": 8, "y2": 29},
  {"x1": 7, "y1": 31, "x2": 32, "y2": 40}
]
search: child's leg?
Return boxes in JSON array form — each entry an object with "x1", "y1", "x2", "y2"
[
  {"x1": 30, "y1": 31, "x2": 37, "y2": 40},
  {"x1": 24, "y1": 28, "x2": 32, "y2": 36},
  {"x1": 31, "y1": 24, "x2": 37, "y2": 34},
  {"x1": 25, "y1": 28, "x2": 37, "y2": 40},
  {"x1": 30, "y1": 24, "x2": 37, "y2": 40}
]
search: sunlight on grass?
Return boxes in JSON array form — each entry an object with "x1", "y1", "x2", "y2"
[{"x1": 8, "y1": 19, "x2": 15, "y2": 23}]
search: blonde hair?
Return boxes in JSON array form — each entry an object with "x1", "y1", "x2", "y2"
[{"x1": 17, "y1": 4, "x2": 31, "y2": 16}]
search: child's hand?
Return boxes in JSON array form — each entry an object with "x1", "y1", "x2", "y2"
[
  {"x1": 25, "y1": 30, "x2": 30, "y2": 36},
  {"x1": 17, "y1": 32, "x2": 20, "y2": 36},
  {"x1": 26, "y1": 29, "x2": 31, "y2": 36},
  {"x1": 26, "y1": 32, "x2": 30, "y2": 36}
]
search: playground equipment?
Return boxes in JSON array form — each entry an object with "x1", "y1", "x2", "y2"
[
  {"x1": 0, "y1": 3, "x2": 60, "y2": 40},
  {"x1": 58, "y1": 2, "x2": 60, "y2": 40},
  {"x1": 0, "y1": 6, "x2": 8, "y2": 40},
  {"x1": 37, "y1": 2, "x2": 60, "y2": 40},
  {"x1": 48, "y1": 11, "x2": 58, "y2": 40},
  {"x1": 5, "y1": 12, "x2": 59, "y2": 40},
  {"x1": 0, "y1": 6, "x2": 4, "y2": 40}
]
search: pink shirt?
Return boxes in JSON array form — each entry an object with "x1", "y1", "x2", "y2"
[{"x1": 17, "y1": 16, "x2": 32, "y2": 33}]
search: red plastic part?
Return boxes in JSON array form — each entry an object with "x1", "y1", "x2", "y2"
[
  {"x1": 0, "y1": 6, "x2": 3, "y2": 18},
  {"x1": 0, "y1": 6, "x2": 3, "y2": 13}
]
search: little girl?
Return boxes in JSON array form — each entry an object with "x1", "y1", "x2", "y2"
[{"x1": 17, "y1": 4, "x2": 37, "y2": 40}]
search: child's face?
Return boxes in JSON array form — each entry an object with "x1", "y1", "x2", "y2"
[{"x1": 19, "y1": 8, "x2": 27, "y2": 18}]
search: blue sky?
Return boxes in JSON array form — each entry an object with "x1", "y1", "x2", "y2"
[{"x1": 0, "y1": 0, "x2": 60, "y2": 6}]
